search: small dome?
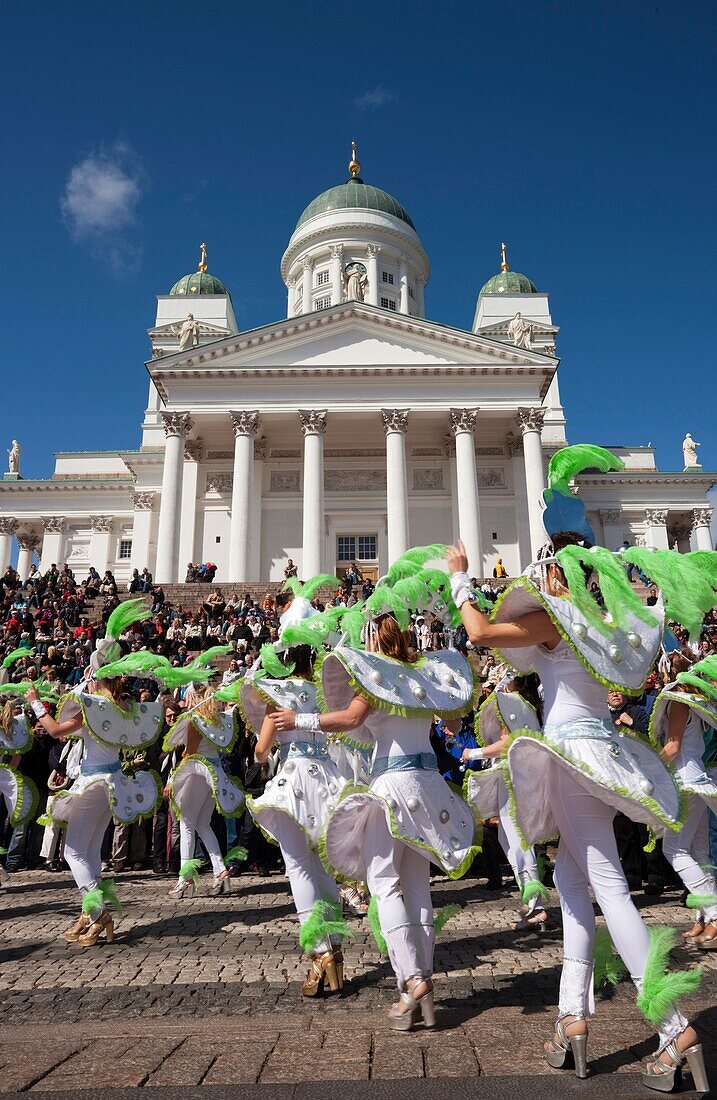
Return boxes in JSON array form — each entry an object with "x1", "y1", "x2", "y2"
[
  {"x1": 480, "y1": 269, "x2": 537, "y2": 296},
  {"x1": 296, "y1": 177, "x2": 415, "y2": 231},
  {"x1": 169, "y1": 270, "x2": 230, "y2": 298}
]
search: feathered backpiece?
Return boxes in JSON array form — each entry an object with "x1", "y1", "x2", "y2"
[
  {"x1": 282, "y1": 573, "x2": 338, "y2": 601},
  {"x1": 106, "y1": 598, "x2": 152, "y2": 640},
  {"x1": 2, "y1": 647, "x2": 34, "y2": 670},
  {"x1": 381, "y1": 544, "x2": 448, "y2": 588},
  {"x1": 257, "y1": 643, "x2": 295, "y2": 680},
  {"x1": 0, "y1": 677, "x2": 59, "y2": 705},
  {"x1": 677, "y1": 653, "x2": 717, "y2": 704},
  {"x1": 621, "y1": 548, "x2": 717, "y2": 641},
  {"x1": 280, "y1": 605, "x2": 346, "y2": 649},
  {"x1": 556, "y1": 544, "x2": 661, "y2": 637},
  {"x1": 542, "y1": 444, "x2": 624, "y2": 543},
  {"x1": 95, "y1": 649, "x2": 219, "y2": 690},
  {"x1": 215, "y1": 679, "x2": 242, "y2": 704}
]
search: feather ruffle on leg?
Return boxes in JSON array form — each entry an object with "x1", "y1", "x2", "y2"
[
  {"x1": 99, "y1": 879, "x2": 123, "y2": 917},
  {"x1": 520, "y1": 880, "x2": 551, "y2": 905},
  {"x1": 635, "y1": 926, "x2": 703, "y2": 1027},
  {"x1": 593, "y1": 927, "x2": 628, "y2": 989},
  {"x1": 225, "y1": 846, "x2": 248, "y2": 865},
  {"x1": 686, "y1": 893, "x2": 717, "y2": 910},
  {"x1": 434, "y1": 902, "x2": 462, "y2": 936},
  {"x1": 179, "y1": 858, "x2": 203, "y2": 884},
  {"x1": 81, "y1": 886, "x2": 105, "y2": 917},
  {"x1": 367, "y1": 896, "x2": 387, "y2": 955},
  {"x1": 299, "y1": 900, "x2": 353, "y2": 953}
]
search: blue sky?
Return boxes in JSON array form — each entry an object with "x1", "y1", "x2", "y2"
[{"x1": 2, "y1": 1, "x2": 715, "y2": 478}]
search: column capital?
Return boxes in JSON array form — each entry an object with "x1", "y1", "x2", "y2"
[
  {"x1": 692, "y1": 506, "x2": 713, "y2": 530},
  {"x1": 329, "y1": 243, "x2": 344, "y2": 259},
  {"x1": 599, "y1": 509, "x2": 622, "y2": 525},
  {"x1": 516, "y1": 407, "x2": 546, "y2": 434},
  {"x1": 17, "y1": 532, "x2": 40, "y2": 552},
  {"x1": 299, "y1": 409, "x2": 328, "y2": 436},
  {"x1": 0, "y1": 517, "x2": 18, "y2": 535},
  {"x1": 366, "y1": 243, "x2": 382, "y2": 258},
  {"x1": 381, "y1": 409, "x2": 409, "y2": 435},
  {"x1": 230, "y1": 410, "x2": 261, "y2": 438},
  {"x1": 133, "y1": 491, "x2": 155, "y2": 511},
  {"x1": 90, "y1": 515, "x2": 113, "y2": 533},
  {"x1": 161, "y1": 411, "x2": 194, "y2": 438},
  {"x1": 184, "y1": 437, "x2": 203, "y2": 461},
  {"x1": 301, "y1": 256, "x2": 314, "y2": 271},
  {"x1": 41, "y1": 515, "x2": 65, "y2": 533},
  {"x1": 645, "y1": 508, "x2": 668, "y2": 527},
  {"x1": 398, "y1": 253, "x2": 408, "y2": 268},
  {"x1": 450, "y1": 408, "x2": 478, "y2": 436}
]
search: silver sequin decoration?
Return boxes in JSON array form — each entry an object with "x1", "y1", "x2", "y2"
[
  {"x1": 450, "y1": 837, "x2": 461, "y2": 850},
  {"x1": 412, "y1": 686, "x2": 426, "y2": 701},
  {"x1": 609, "y1": 645, "x2": 623, "y2": 664},
  {"x1": 574, "y1": 623, "x2": 588, "y2": 641},
  {"x1": 102, "y1": 720, "x2": 112, "y2": 731},
  {"x1": 140, "y1": 703, "x2": 148, "y2": 713},
  {"x1": 439, "y1": 810, "x2": 450, "y2": 823},
  {"x1": 608, "y1": 741, "x2": 621, "y2": 757},
  {"x1": 370, "y1": 669, "x2": 383, "y2": 686},
  {"x1": 293, "y1": 788, "x2": 303, "y2": 799},
  {"x1": 406, "y1": 796, "x2": 420, "y2": 812},
  {"x1": 639, "y1": 778, "x2": 654, "y2": 796},
  {"x1": 627, "y1": 632, "x2": 642, "y2": 650}
]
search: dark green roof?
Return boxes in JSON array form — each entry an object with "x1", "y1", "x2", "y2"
[
  {"x1": 480, "y1": 270, "x2": 537, "y2": 295},
  {"x1": 169, "y1": 271, "x2": 230, "y2": 298},
  {"x1": 296, "y1": 177, "x2": 415, "y2": 230}
]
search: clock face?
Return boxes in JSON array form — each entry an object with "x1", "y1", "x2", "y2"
[{"x1": 344, "y1": 262, "x2": 367, "y2": 276}]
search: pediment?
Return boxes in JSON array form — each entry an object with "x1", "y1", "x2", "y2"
[{"x1": 149, "y1": 302, "x2": 557, "y2": 378}]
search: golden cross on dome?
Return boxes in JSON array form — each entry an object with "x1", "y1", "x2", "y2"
[
  {"x1": 198, "y1": 242, "x2": 208, "y2": 273},
  {"x1": 500, "y1": 242, "x2": 509, "y2": 272},
  {"x1": 349, "y1": 140, "x2": 361, "y2": 178}
]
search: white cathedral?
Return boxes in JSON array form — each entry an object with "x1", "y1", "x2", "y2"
[{"x1": 0, "y1": 148, "x2": 714, "y2": 585}]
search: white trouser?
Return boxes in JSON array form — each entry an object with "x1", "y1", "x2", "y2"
[
  {"x1": 548, "y1": 765, "x2": 687, "y2": 1046},
  {"x1": 663, "y1": 794, "x2": 717, "y2": 923},
  {"x1": 275, "y1": 817, "x2": 340, "y2": 954},
  {"x1": 0, "y1": 769, "x2": 18, "y2": 820},
  {"x1": 178, "y1": 776, "x2": 226, "y2": 879},
  {"x1": 496, "y1": 778, "x2": 542, "y2": 914},
  {"x1": 363, "y1": 808, "x2": 434, "y2": 990},
  {"x1": 64, "y1": 783, "x2": 112, "y2": 905},
  {"x1": 40, "y1": 823, "x2": 65, "y2": 861}
]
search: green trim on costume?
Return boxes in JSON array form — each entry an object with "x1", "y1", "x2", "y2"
[
  {"x1": 520, "y1": 880, "x2": 551, "y2": 905},
  {"x1": 489, "y1": 579, "x2": 646, "y2": 697},
  {"x1": 643, "y1": 827, "x2": 658, "y2": 854},
  {"x1": 0, "y1": 765, "x2": 39, "y2": 827},
  {"x1": 163, "y1": 709, "x2": 239, "y2": 755},
  {"x1": 58, "y1": 693, "x2": 164, "y2": 752},
  {"x1": 43, "y1": 768, "x2": 162, "y2": 830},
  {"x1": 298, "y1": 899, "x2": 352, "y2": 953},
  {"x1": 169, "y1": 754, "x2": 245, "y2": 820},
  {"x1": 635, "y1": 926, "x2": 702, "y2": 1027},
  {"x1": 327, "y1": 649, "x2": 475, "y2": 722},
  {"x1": 648, "y1": 690, "x2": 717, "y2": 746},
  {"x1": 434, "y1": 902, "x2": 462, "y2": 936}
]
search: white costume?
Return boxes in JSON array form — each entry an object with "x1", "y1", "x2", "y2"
[
  {"x1": 0, "y1": 714, "x2": 39, "y2": 828},
  {"x1": 492, "y1": 578, "x2": 689, "y2": 1049},
  {"x1": 164, "y1": 705, "x2": 244, "y2": 880},
  {"x1": 46, "y1": 692, "x2": 163, "y2": 896},
  {"x1": 650, "y1": 686, "x2": 717, "y2": 924},
  {"x1": 464, "y1": 691, "x2": 546, "y2": 916},
  {"x1": 321, "y1": 645, "x2": 479, "y2": 989}
]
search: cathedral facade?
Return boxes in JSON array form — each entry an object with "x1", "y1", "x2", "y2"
[{"x1": 0, "y1": 152, "x2": 713, "y2": 583}]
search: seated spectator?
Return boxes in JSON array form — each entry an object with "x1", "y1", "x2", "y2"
[
  {"x1": 492, "y1": 557, "x2": 508, "y2": 579},
  {"x1": 128, "y1": 568, "x2": 142, "y2": 594},
  {"x1": 284, "y1": 558, "x2": 298, "y2": 580},
  {"x1": 185, "y1": 562, "x2": 198, "y2": 582},
  {"x1": 100, "y1": 570, "x2": 118, "y2": 597},
  {"x1": 204, "y1": 588, "x2": 226, "y2": 616}
]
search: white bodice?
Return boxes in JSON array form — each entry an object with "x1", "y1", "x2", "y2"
[
  {"x1": 675, "y1": 708, "x2": 709, "y2": 784},
  {"x1": 531, "y1": 639, "x2": 611, "y2": 727},
  {"x1": 362, "y1": 708, "x2": 433, "y2": 758},
  {"x1": 78, "y1": 732, "x2": 120, "y2": 770}
]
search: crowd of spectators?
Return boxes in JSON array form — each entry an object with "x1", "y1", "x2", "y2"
[{"x1": 1, "y1": 558, "x2": 715, "y2": 905}]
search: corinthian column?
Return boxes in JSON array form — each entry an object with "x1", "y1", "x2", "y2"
[
  {"x1": 692, "y1": 507, "x2": 714, "y2": 552},
  {"x1": 517, "y1": 407, "x2": 547, "y2": 559},
  {"x1": 0, "y1": 518, "x2": 18, "y2": 574},
  {"x1": 329, "y1": 244, "x2": 344, "y2": 306},
  {"x1": 644, "y1": 508, "x2": 669, "y2": 550},
  {"x1": 228, "y1": 411, "x2": 261, "y2": 581},
  {"x1": 300, "y1": 410, "x2": 327, "y2": 576},
  {"x1": 450, "y1": 408, "x2": 483, "y2": 576},
  {"x1": 382, "y1": 409, "x2": 410, "y2": 563},
  {"x1": 155, "y1": 411, "x2": 193, "y2": 582},
  {"x1": 17, "y1": 533, "x2": 40, "y2": 582},
  {"x1": 366, "y1": 245, "x2": 381, "y2": 306}
]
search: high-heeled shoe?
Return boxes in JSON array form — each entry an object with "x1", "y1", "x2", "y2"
[
  {"x1": 682, "y1": 920, "x2": 705, "y2": 942},
  {"x1": 64, "y1": 913, "x2": 91, "y2": 942},
  {"x1": 301, "y1": 948, "x2": 344, "y2": 997},
  {"x1": 388, "y1": 977, "x2": 435, "y2": 1032},
  {"x1": 76, "y1": 911, "x2": 114, "y2": 947},
  {"x1": 694, "y1": 920, "x2": 717, "y2": 949},
  {"x1": 512, "y1": 908, "x2": 550, "y2": 934},
  {"x1": 168, "y1": 878, "x2": 195, "y2": 899},
  {"x1": 544, "y1": 1016, "x2": 588, "y2": 1078},
  {"x1": 208, "y1": 871, "x2": 232, "y2": 896},
  {"x1": 642, "y1": 1036, "x2": 710, "y2": 1093}
]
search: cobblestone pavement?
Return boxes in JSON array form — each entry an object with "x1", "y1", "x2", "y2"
[{"x1": 0, "y1": 868, "x2": 715, "y2": 1093}]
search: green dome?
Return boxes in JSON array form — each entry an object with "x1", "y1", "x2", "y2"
[
  {"x1": 480, "y1": 269, "x2": 537, "y2": 295},
  {"x1": 169, "y1": 271, "x2": 230, "y2": 297},
  {"x1": 296, "y1": 177, "x2": 415, "y2": 231}
]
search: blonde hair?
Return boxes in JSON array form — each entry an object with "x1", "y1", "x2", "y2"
[
  {"x1": 1, "y1": 700, "x2": 16, "y2": 738},
  {"x1": 192, "y1": 686, "x2": 222, "y2": 725}
]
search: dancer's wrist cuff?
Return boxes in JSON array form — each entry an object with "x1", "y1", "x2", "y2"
[
  {"x1": 31, "y1": 700, "x2": 47, "y2": 718},
  {"x1": 450, "y1": 571, "x2": 473, "y2": 608},
  {"x1": 294, "y1": 712, "x2": 321, "y2": 732}
]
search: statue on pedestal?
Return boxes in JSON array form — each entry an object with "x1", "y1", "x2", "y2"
[
  {"x1": 343, "y1": 263, "x2": 367, "y2": 303},
  {"x1": 178, "y1": 314, "x2": 199, "y2": 350},
  {"x1": 507, "y1": 311, "x2": 533, "y2": 349},
  {"x1": 7, "y1": 440, "x2": 20, "y2": 475},
  {"x1": 682, "y1": 432, "x2": 701, "y2": 469}
]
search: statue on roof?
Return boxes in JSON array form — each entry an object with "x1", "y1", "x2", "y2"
[
  {"x1": 7, "y1": 440, "x2": 20, "y2": 475},
  {"x1": 682, "y1": 432, "x2": 701, "y2": 470},
  {"x1": 507, "y1": 310, "x2": 532, "y2": 350},
  {"x1": 178, "y1": 314, "x2": 199, "y2": 350}
]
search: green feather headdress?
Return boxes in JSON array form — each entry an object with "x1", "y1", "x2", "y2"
[
  {"x1": 556, "y1": 544, "x2": 661, "y2": 637},
  {"x1": 547, "y1": 444, "x2": 625, "y2": 500},
  {"x1": 622, "y1": 548, "x2": 717, "y2": 641},
  {"x1": 257, "y1": 643, "x2": 295, "y2": 680},
  {"x1": 279, "y1": 605, "x2": 346, "y2": 649},
  {"x1": 2, "y1": 647, "x2": 34, "y2": 670},
  {"x1": 106, "y1": 598, "x2": 152, "y2": 640},
  {"x1": 677, "y1": 654, "x2": 717, "y2": 703},
  {"x1": 0, "y1": 677, "x2": 59, "y2": 705},
  {"x1": 381, "y1": 544, "x2": 448, "y2": 588},
  {"x1": 95, "y1": 649, "x2": 223, "y2": 690},
  {"x1": 282, "y1": 573, "x2": 338, "y2": 601}
]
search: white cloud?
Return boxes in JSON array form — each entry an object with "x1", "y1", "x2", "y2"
[
  {"x1": 354, "y1": 86, "x2": 395, "y2": 110},
  {"x1": 60, "y1": 141, "x2": 147, "y2": 274}
]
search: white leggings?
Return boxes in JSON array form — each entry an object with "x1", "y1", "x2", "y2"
[
  {"x1": 275, "y1": 817, "x2": 340, "y2": 954},
  {"x1": 548, "y1": 765, "x2": 687, "y2": 1046},
  {"x1": 178, "y1": 777, "x2": 226, "y2": 879},
  {"x1": 363, "y1": 808, "x2": 434, "y2": 990},
  {"x1": 663, "y1": 794, "x2": 717, "y2": 923},
  {"x1": 497, "y1": 778, "x2": 543, "y2": 914},
  {"x1": 64, "y1": 783, "x2": 112, "y2": 905}
]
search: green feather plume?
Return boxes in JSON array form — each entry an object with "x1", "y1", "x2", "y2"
[
  {"x1": 99, "y1": 878, "x2": 123, "y2": 917},
  {"x1": 686, "y1": 893, "x2": 717, "y2": 910},
  {"x1": 95, "y1": 651, "x2": 166, "y2": 681},
  {"x1": 556, "y1": 545, "x2": 658, "y2": 637},
  {"x1": 364, "y1": 586, "x2": 411, "y2": 631},
  {"x1": 643, "y1": 827, "x2": 658, "y2": 854},
  {"x1": 690, "y1": 654, "x2": 717, "y2": 684},
  {"x1": 383, "y1": 544, "x2": 448, "y2": 587},
  {"x1": 340, "y1": 606, "x2": 366, "y2": 648},
  {"x1": 0, "y1": 679, "x2": 59, "y2": 704},
  {"x1": 367, "y1": 896, "x2": 387, "y2": 954},
  {"x1": 281, "y1": 576, "x2": 303, "y2": 596},
  {"x1": 215, "y1": 680, "x2": 243, "y2": 704},
  {"x1": 106, "y1": 598, "x2": 152, "y2": 641},
  {"x1": 593, "y1": 927, "x2": 628, "y2": 988},
  {"x1": 190, "y1": 646, "x2": 233, "y2": 668},
  {"x1": 434, "y1": 902, "x2": 462, "y2": 936},
  {"x1": 281, "y1": 606, "x2": 346, "y2": 648},
  {"x1": 674, "y1": 672, "x2": 717, "y2": 706},
  {"x1": 81, "y1": 886, "x2": 105, "y2": 916},
  {"x1": 520, "y1": 880, "x2": 551, "y2": 905},
  {"x1": 548, "y1": 444, "x2": 624, "y2": 499},
  {"x1": 300, "y1": 573, "x2": 340, "y2": 601},
  {"x1": 225, "y1": 846, "x2": 248, "y2": 864},
  {"x1": 392, "y1": 574, "x2": 432, "y2": 609},
  {"x1": 258, "y1": 644, "x2": 295, "y2": 679},
  {"x1": 298, "y1": 899, "x2": 353, "y2": 952},
  {"x1": 622, "y1": 548, "x2": 717, "y2": 640},
  {"x1": 179, "y1": 858, "x2": 203, "y2": 884},
  {"x1": 635, "y1": 926, "x2": 702, "y2": 1027},
  {"x1": 154, "y1": 658, "x2": 215, "y2": 690},
  {"x1": 2, "y1": 647, "x2": 34, "y2": 669}
]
